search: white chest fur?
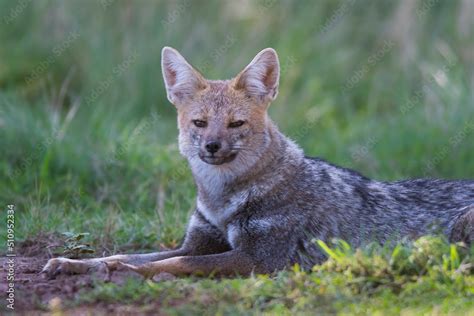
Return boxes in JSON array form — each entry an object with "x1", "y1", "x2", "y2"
[{"x1": 197, "y1": 190, "x2": 248, "y2": 230}]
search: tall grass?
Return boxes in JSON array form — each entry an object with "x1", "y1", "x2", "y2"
[{"x1": 1, "y1": 0, "x2": 473, "y2": 246}]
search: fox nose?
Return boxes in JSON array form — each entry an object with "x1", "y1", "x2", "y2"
[{"x1": 205, "y1": 141, "x2": 221, "y2": 154}]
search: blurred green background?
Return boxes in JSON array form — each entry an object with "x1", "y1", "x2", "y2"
[{"x1": 1, "y1": 0, "x2": 473, "y2": 247}]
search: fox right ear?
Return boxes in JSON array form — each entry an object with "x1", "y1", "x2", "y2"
[
  {"x1": 233, "y1": 48, "x2": 280, "y2": 104},
  {"x1": 161, "y1": 47, "x2": 207, "y2": 106}
]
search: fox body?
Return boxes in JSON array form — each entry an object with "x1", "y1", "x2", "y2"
[{"x1": 42, "y1": 47, "x2": 474, "y2": 278}]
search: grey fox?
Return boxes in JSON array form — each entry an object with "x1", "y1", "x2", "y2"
[{"x1": 42, "y1": 47, "x2": 474, "y2": 279}]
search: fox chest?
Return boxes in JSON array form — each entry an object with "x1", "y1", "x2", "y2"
[
  {"x1": 197, "y1": 192, "x2": 248, "y2": 227},
  {"x1": 197, "y1": 192, "x2": 249, "y2": 244}
]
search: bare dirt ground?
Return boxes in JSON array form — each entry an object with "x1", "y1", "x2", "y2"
[{"x1": 0, "y1": 235, "x2": 163, "y2": 315}]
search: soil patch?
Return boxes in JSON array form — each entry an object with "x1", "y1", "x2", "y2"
[{"x1": 1, "y1": 235, "x2": 161, "y2": 314}]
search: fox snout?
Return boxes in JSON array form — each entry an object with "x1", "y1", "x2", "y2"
[
  {"x1": 197, "y1": 127, "x2": 240, "y2": 165},
  {"x1": 199, "y1": 138, "x2": 238, "y2": 165},
  {"x1": 205, "y1": 141, "x2": 221, "y2": 154}
]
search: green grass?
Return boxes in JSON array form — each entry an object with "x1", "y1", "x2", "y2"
[{"x1": 1, "y1": 0, "x2": 474, "y2": 314}]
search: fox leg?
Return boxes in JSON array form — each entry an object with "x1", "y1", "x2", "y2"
[
  {"x1": 41, "y1": 249, "x2": 188, "y2": 279},
  {"x1": 118, "y1": 250, "x2": 256, "y2": 278},
  {"x1": 450, "y1": 205, "x2": 474, "y2": 245},
  {"x1": 41, "y1": 212, "x2": 230, "y2": 278},
  {"x1": 118, "y1": 222, "x2": 296, "y2": 278}
]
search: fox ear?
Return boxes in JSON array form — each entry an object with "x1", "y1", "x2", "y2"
[
  {"x1": 161, "y1": 47, "x2": 207, "y2": 106},
  {"x1": 233, "y1": 48, "x2": 280, "y2": 103}
]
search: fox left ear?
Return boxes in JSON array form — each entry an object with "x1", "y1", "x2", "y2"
[
  {"x1": 161, "y1": 47, "x2": 208, "y2": 107},
  {"x1": 233, "y1": 48, "x2": 280, "y2": 103}
]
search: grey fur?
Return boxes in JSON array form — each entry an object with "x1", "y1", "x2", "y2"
[{"x1": 185, "y1": 119, "x2": 474, "y2": 272}]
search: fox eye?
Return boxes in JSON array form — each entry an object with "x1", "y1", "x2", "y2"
[
  {"x1": 192, "y1": 120, "x2": 207, "y2": 128},
  {"x1": 228, "y1": 120, "x2": 245, "y2": 128}
]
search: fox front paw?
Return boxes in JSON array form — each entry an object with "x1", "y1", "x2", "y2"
[{"x1": 41, "y1": 257, "x2": 104, "y2": 279}]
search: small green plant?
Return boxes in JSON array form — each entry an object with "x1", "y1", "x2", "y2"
[{"x1": 60, "y1": 232, "x2": 95, "y2": 258}]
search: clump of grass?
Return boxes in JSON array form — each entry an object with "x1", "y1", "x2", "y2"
[{"x1": 314, "y1": 236, "x2": 473, "y2": 295}]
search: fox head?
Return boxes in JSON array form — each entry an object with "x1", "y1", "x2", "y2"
[{"x1": 161, "y1": 47, "x2": 280, "y2": 175}]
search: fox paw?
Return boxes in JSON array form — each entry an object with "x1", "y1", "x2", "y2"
[{"x1": 41, "y1": 257, "x2": 105, "y2": 279}]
